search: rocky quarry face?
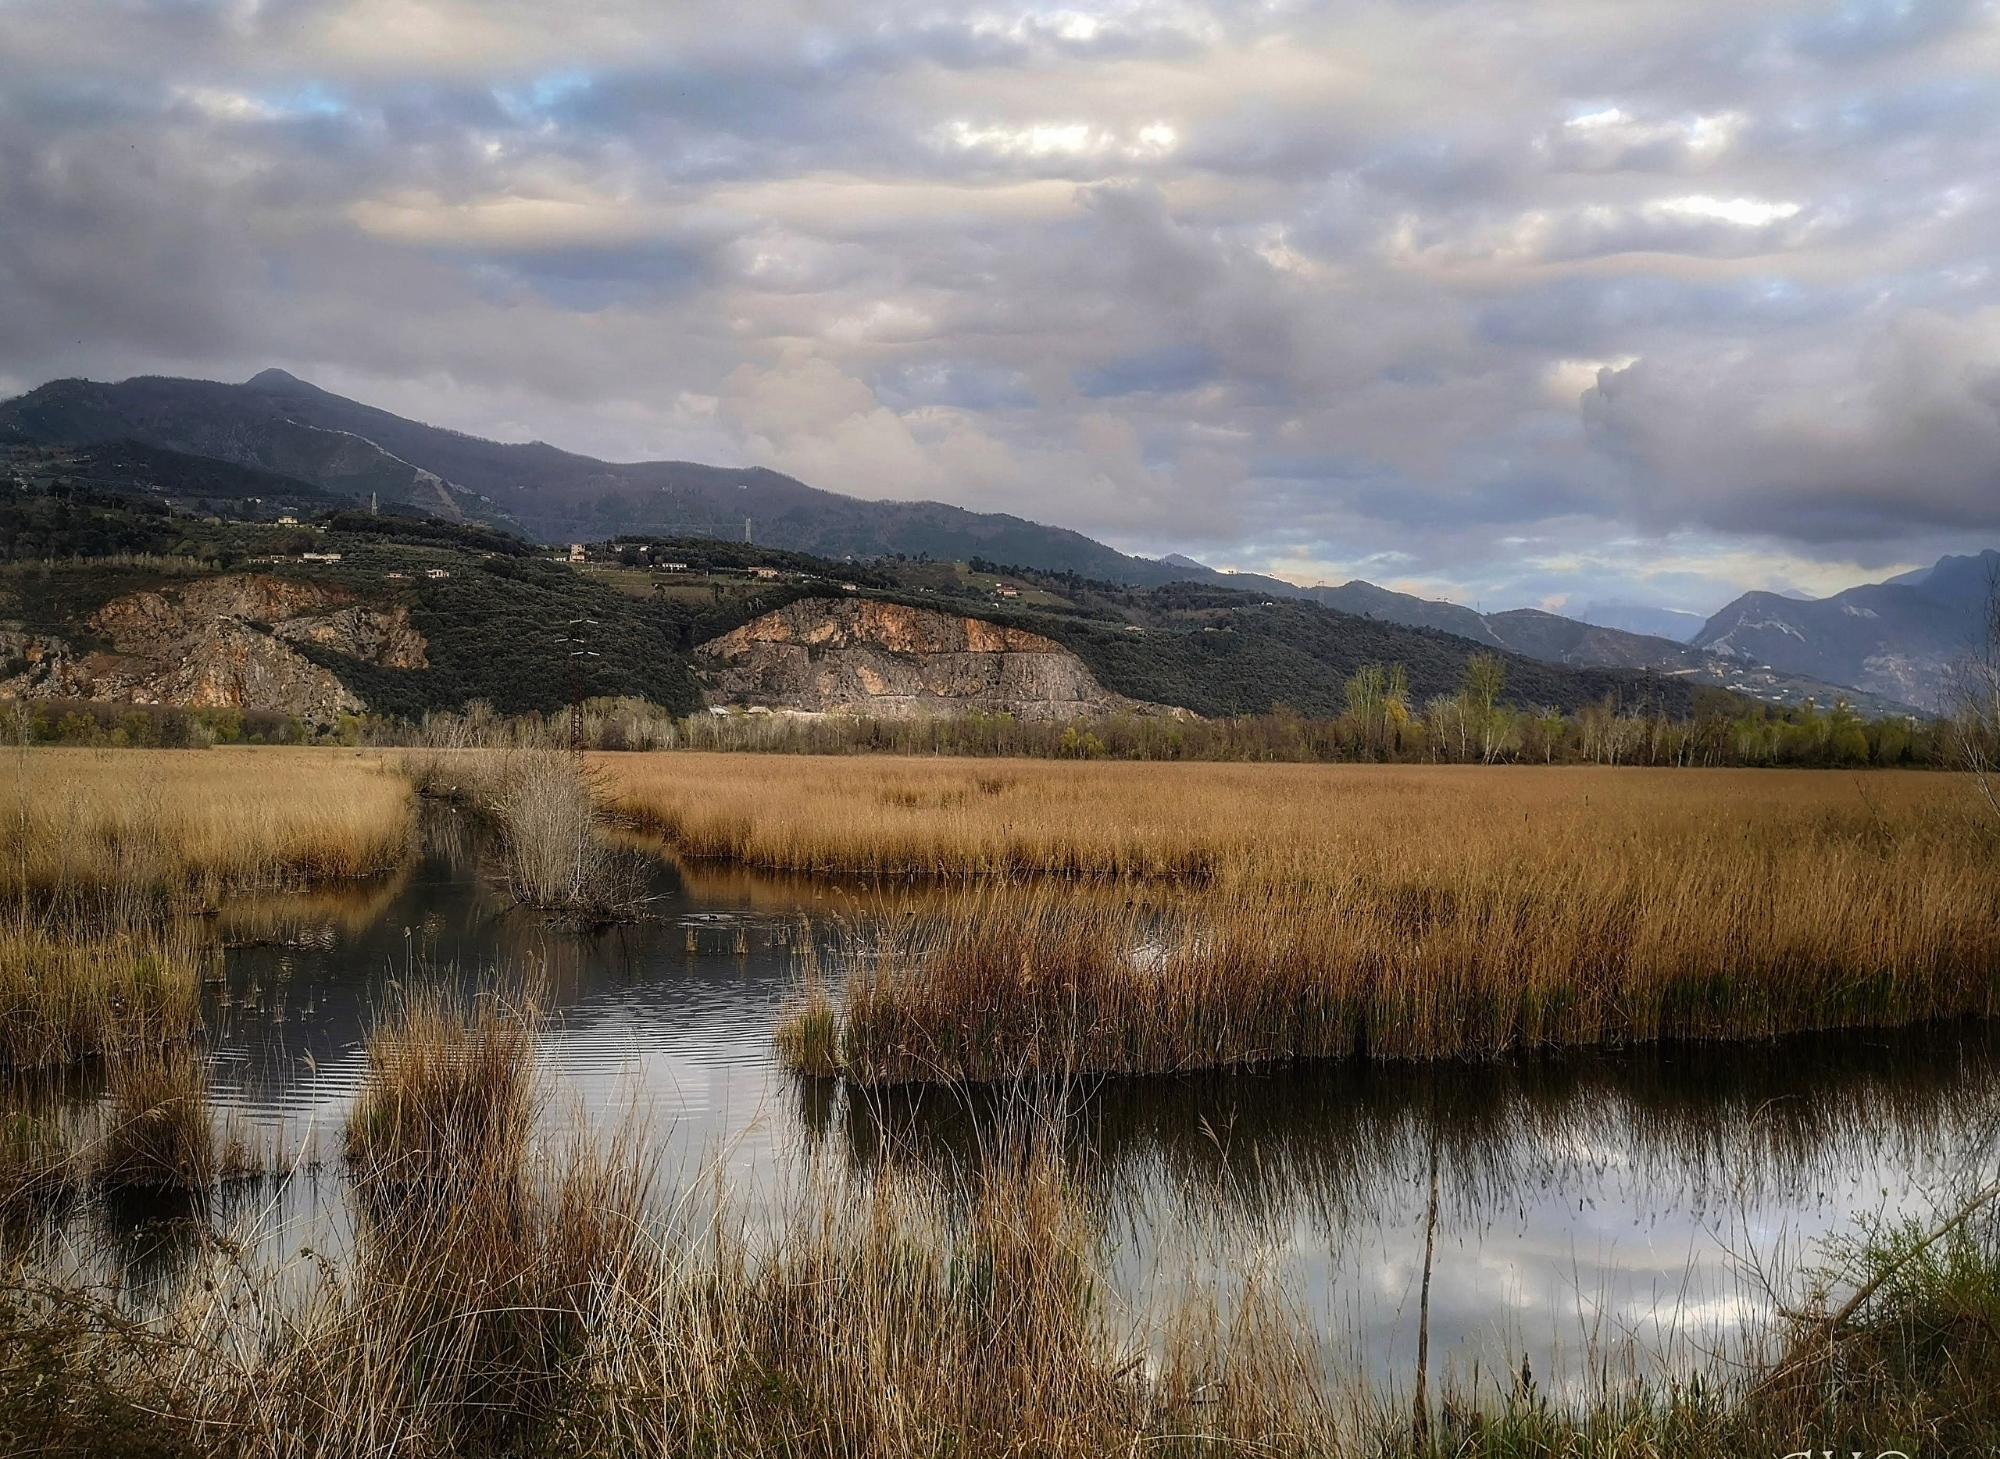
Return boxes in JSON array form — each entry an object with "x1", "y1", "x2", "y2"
[
  {"x1": 1, "y1": 574, "x2": 426, "y2": 722},
  {"x1": 698, "y1": 597, "x2": 1151, "y2": 719}
]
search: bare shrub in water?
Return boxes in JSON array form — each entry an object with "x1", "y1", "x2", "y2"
[
  {"x1": 401, "y1": 748, "x2": 644, "y2": 917},
  {"x1": 496, "y1": 753, "x2": 618, "y2": 912}
]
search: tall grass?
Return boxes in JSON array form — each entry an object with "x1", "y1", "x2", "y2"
[
  {"x1": 0, "y1": 747, "x2": 413, "y2": 915},
  {"x1": 602, "y1": 756, "x2": 2000, "y2": 1074},
  {"x1": 0, "y1": 921, "x2": 204, "y2": 1069}
]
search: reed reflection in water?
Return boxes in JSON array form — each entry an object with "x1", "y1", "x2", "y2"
[
  {"x1": 813, "y1": 1024, "x2": 2000, "y2": 1392},
  {"x1": 118, "y1": 806, "x2": 2000, "y2": 1400}
]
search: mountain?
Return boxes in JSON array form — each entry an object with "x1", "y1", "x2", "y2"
[
  {"x1": 0, "y1": 375, "x2": 504, "y2": 526},
  {"x1": 1694, "y1": 551, "x2": 1999, "y2": 711},
  {"x1": 0, "y1": 371, "x2": 1204, "y2": 584},
  {"x1": 0, "y1": 370, "x2": 1933, "y2": 713},
  {"x1": 1167, "y1": 565, "x2": 1911, "y2": 713},
  {"x1": 0, "y1": 496, "x2": 1699, "y2": 724},
  {"x1": 1571, "y1": 601, "x2": 1706, "y2": 642}
]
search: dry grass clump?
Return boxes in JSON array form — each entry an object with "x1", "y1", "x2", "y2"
[
  {"x1": 0, "y1": 747, "x2": 412, "y2": 914},
  {"x1": 0, "y1": 920, "x2": 204, "y2": 1069},
  {"x1": 342, "y1": 987, "x2": 539, "y2": 1191},
  {"x1": 224, "y1": 986, "x2": 648, "y2": 1455},
  {"x1": 579, "y1": 1146, "x2": 1157, "y2": 1458},
  {"x1": 96, "y1": 1047, "x2": 216, "y2": 1192}
]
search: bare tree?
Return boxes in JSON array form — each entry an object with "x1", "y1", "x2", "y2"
[{"x1": 1947, "y1": 563, "x2": 2000, "y2": 823}]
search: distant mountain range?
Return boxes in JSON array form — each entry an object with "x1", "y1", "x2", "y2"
[
  {"x1": 0, "y1": 371, "x2": 1196, "y2": 585},
  {"x1": 1156, "y1": 558, "x2": 1921, "y2": 715},
  {"x1": 0, "y1": 369, "x2": 1979, "y2": 714},
  {"x1": 1694, "y1": 551, "x2": 1998, "y2": 711}
]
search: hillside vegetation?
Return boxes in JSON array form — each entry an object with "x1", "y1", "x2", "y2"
[{"x1": 0, "y1": 486, "x2": 1716, "y2": 724}]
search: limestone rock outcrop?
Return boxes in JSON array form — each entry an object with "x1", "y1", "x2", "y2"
[
  {"x1": 697, "y1": 597, "x2": 1149, "y2": 719},
  {"x1": 0, "y1": 574, "x2": 426, "y2": 721}
]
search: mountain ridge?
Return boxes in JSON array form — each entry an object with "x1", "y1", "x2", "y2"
[
  {"x1": 0, "y1": 369, "x2": 1939, "y2": 712},
  {"x1": 1694, "y1": 550, "x2": 1999, "y2": 711}
]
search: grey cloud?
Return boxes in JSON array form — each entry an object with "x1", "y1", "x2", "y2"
[
  {"x1": 0, "y1": 0, "x2": 1997, "y2": 611},
  {"x1": 1582, "y1": 308, "x2": 2000, "y2": 541}
]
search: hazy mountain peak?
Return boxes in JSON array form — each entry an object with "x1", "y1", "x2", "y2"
[{"x1": 245, "y1": 368, "x2": 306, "y2": 390}]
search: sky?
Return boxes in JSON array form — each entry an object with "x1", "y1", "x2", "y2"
[{"x1": 3, "y1": 0, "x2": 1998, "y2": 618}]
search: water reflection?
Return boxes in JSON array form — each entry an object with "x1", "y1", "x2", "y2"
[{"x1": 25, "y1": 806, "x2": 2000, "y2": 1395}]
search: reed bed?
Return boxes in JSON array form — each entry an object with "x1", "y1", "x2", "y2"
[
  {"x1": 0, "y1": 747, "x2": 413, "y2": 914},
  {"x1": 0, "y1": 920, "x2": 205, "y2": 1069},
  {"x1": 600, "y1": 753, "x2": 1991, "y2": 890},
  {"x1": 598, "y1": 755, "x2": 2000, "y2": 1074},
  {"x1": 803, "y1": 862, "x2": 2000, "y2": 1079}
]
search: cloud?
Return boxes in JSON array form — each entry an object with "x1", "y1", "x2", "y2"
[
  {"x1": 0, "y1": 0, "x2": 1997, "y2": 615},
  {"x1": 1583, "y1": 306, "x2": 2000, "y2": 540}
]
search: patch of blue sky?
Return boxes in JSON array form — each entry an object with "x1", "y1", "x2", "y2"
[
  {"x1": 1075, "y1": 342, "x2": 1217, "y2": 397},
  {"x1": 874, "y1": 360, "x2": 1035, "y2": 412},
  {"x1": 450, "y1": 242, "x2": 701, "y2": 313},
  {"x1": 492, "y1": 70, "x2": 594, "y2": 125},
  {"x1": 1783, "y1": 0, "x2": 1980, "y2": 64}
]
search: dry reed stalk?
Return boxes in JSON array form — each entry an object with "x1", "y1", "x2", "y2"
[
  {"x1": 0, "y1": 919, "x2": 204, "y2": 1069},
  {"x1": 95, "y1": 1045, "x2": 215, "y2": 1191},
  {"x1": 0, "y1": 747, "x2": 413, "y2": 914}
]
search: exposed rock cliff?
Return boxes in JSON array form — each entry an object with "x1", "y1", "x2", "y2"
[
  {"x1": 0, "y1": 574, "x2": 425, "y2": 721},
  {"x1": 697, "y1": 597, "x2": 1152, "y2": 719}
]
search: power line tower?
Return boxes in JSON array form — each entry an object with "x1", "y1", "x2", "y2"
[{"x1": 560, "y1": 617, "x2": 600, "y2": 752}]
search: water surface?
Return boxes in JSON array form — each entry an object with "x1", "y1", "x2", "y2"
[{"x1": 158, "y1": 810, "x2": 2000, "y2": 1395}]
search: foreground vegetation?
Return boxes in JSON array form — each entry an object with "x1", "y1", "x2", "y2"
[
  {"x1": 6, "y1": 986, "x2": 2000, "y2": 1458},
  {"x1": 0, "y1": 741, "x2": 1995, "y2": 1454},
  {"x1": 601, "y1": 755, "x2": 2000, "y2": 1076},
  {"x1": 0, "y1": 746, "x2": 411, "y2": 913}
]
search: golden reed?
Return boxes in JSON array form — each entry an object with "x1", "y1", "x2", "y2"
[{"x1": 598, "y1": 755, "x2": 2000, "y2": 1077}]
